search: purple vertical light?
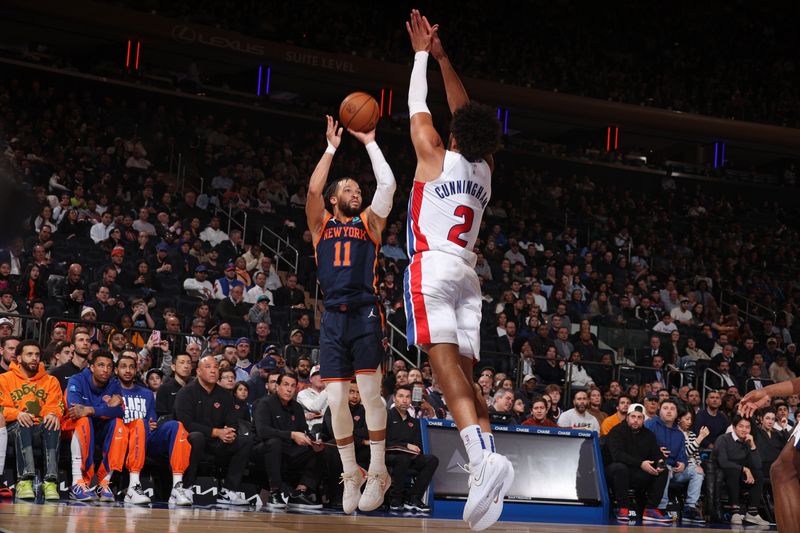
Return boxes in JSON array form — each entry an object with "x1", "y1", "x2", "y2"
[
  {"x1": 721, "y1": 143, "x2": 725, "y2": 167},
  {"x1": 497, "y1": 107, "x2": 501, "y2": 120},
  {"x1": 266, "y1": 66, "x2": 271, "y2": 94},
  {"x1": 257, "y1": 65, "x2": 262, "y2": 96},
  {"x1": 713, "y1": 142, "x2": 719, "y2": 168},
  {"x1": 504, "y1": 109, "x2": 509, "y2": 134}
]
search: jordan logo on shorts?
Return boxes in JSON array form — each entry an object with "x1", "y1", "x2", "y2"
[{"x1": 368, "y1": 308, "x2": 376, "y2": 319}]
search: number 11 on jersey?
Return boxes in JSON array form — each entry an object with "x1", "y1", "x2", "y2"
[{"x1": 333, "y1": 241, "x2": 352, "y2": 267}]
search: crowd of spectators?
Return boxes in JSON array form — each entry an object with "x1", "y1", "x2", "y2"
[
  {"x1": 103, "y1": 0, "x2": 800, "y2": 128},
  {"x1": 0, "y1": 66, "x2": 799, "y2": 521}
]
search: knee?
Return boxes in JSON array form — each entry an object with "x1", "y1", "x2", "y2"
[
  {"x1": 188, "y1": 432, "x2": 205, "y2": 448},
  {"x1": 427, "y1": 454, "x2": 440, "y2": 468}
]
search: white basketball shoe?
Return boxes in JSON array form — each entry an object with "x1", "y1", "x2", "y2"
[{"x1": 462, "y1": 453, "x2": 515, "y2": 531}]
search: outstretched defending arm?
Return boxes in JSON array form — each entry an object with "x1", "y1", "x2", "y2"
[
  {"x1": 406, "y1": 9, "x2": 444, "y2": 176},
  {"x1": 306, "y1": 115, "x2": 342, "y2": 238}
]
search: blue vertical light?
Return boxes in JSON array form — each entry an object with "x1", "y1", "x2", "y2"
[
  {"x1": 504, "y1": 109, "x2": 509, "y2": 135},
  {"x1": 713, "y1": 142, "x2": 719, "y2": 168},
  {"x1": 257, "y1": 65, "x2": 262, "y2": 96},
  {"x1": 721, "y1": 143, "x2": 725, "y2": 167},
  {"x1": 497, "y1": 107, "x2": 501, "y2": 120},
  {"x1": 266, "y1": 66, "x2": 271, "y2": 94}
]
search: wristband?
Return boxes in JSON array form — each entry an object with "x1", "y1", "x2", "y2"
[{"x1": 325, "y1": 142, "x2": 336, "y2": 155}]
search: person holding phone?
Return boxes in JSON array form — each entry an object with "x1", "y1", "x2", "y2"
[{"x1": 604, "y1": 403, "x2": 670, "y2": 523}]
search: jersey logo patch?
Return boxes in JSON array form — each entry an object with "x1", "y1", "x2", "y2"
[{"x1": 368, "y1": 308, "x2": 376, "y2": 319}]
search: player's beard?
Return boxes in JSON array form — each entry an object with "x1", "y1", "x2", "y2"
[{"x1": 337, "y1": 198, "x2": 361, "y2": 218}]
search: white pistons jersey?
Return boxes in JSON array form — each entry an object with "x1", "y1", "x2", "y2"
[{"x1": 406, "y1": 150, "x2": 492, "y2": 267}]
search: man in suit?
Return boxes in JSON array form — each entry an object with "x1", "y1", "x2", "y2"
[
  {"x1": 493, "y1": 320, "x2": 517, "y2": 376},
  {"x1": 742, "y1": 363, "x2": 774, "y2": 393}
]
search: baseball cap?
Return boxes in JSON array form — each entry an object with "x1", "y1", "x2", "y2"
[
  {"x1": 257, "y1": 294, "x2": 270, "y2": 303},
  {"x1": 290, "y1": 328, "x2": 303, "y2": 338},
  {"x1": 224, "y1": 262, "x2": 235, "y2": 271},
  {"x1": 145, "y1": 368, "x2": 164, "y2": 381},
  {"x1": 235, "y1": 337, "x2": 250, "y2": 346},
  {"x1": 629, "y1": 403, "x2": 645, "y2": 414},
  {"x1": 310, "y1": 365, "x2": 321, "y2": 377},
  {"x1": 263, "y1": 344, "x2": 279, "y2": 355},
  {"x1": 522, "y1": 374, "x2": 538, "y2": 384},
  {"x1": 111, "y1": 246, "x2": 125, "y2": 257},
  {"x1": 767, "y1": 337, "x2": 778, "y2": 344},
  {"x1": 195, "y1": 265, "x2": 207, "y2": 273},
  {"x1": 645, "y1": 393, "x2": 659, "y2": 401},
  {"x1": 0, "y1": 317, "x2": 12, "y2": 327},
  {"x1": 80, "y1": 307, "x2": 97, "y2": 318},
  {"x1": 156, "y1": 242, "x2": 170, "y2": 252},
  {"x1": 256, "y1": 357, "x2": 278, "y2": 370}
]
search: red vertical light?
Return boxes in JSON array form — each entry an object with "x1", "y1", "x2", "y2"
[
  {"x1": 126, "y1": 40, "x2": 131, "y2": 68},
  {"x1": 379, "y1": 88, "x2": 385, "y2": 117},
  {"x1": 388, "y1": 89, "x2": 393, "y2": 116},
  {"x1": 614, "y1": 127, "x2": 619, "y2": 150},
  {"x1": 135, "y1": 41, "x2": 141, "y2": 70},
  {"x1": 606, "y1": 127, "x2": 611, "y2": 152}
]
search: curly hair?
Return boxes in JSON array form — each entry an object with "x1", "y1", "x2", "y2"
[{"x1": 450, "y1": 102, "x2": 501, "y2": 162}]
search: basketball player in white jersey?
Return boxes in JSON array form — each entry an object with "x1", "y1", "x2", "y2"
[{"x1": 405, "y1": 10, "x2": 513, "y2": 531}]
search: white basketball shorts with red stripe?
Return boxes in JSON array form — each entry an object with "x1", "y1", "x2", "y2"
[{"x1": 403, "y1": 250, "x2": 482, "y2": 359}]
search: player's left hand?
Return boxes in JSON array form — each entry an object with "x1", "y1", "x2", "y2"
[
  {"x1": 739, "y1": 388, "x2": 770, "y2": 417},
  {"x1": 347, "y1": 128, "x2": 375, "y2": 145},
  {"x1": 42, "y1": 413, "x2": 60, "y2": 431},
  {"x1": 325, "y1": 115, "x2": 343, "y2": 150}
]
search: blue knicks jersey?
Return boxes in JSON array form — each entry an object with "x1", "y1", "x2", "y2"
[
  {"x1": 121, "y1": 383, "x2": 157, "y2": 432},
  {"x1": 314, "y1": 211, "x2": 379, "y2": 308}
]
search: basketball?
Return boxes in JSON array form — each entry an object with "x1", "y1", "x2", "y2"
[{"x1": 339, "y1": 91, "x2": 380, "y2": 133}]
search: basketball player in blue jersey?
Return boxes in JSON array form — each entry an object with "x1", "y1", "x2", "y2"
[
  {"x1": 406, "y1": 10, "x2": 512, "y2": 531},
  {"x1": 115, "y1": 353, "x2": 197, "y2": 506},
  {"x1": 306, "y1": 115, "x2": 397, "y2": 513}
]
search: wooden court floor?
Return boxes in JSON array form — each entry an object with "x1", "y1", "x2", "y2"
[{"x1": 0, "y1": 502, "x2": 763, "y2": 532}]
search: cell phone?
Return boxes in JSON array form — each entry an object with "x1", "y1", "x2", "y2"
[
  {"x1": 412, "y1": 386, "x2": 423, "y2": 404},
  {"x1": 150, "y1": 330, "x2": 161, "y2": 344}
]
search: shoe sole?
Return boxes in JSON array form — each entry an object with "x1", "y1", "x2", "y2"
[
  {"x1": 70, "y1": 494, "x2": 96, "y2": 502},
  {"x1": 469, "y1": 456, "x2": 515, "y2": 531},
  {"x1": 266, "y1": 503, "x2": 287, "y2": 510},
  {"x1": 287, "y1": 503, "x2": 323, "y2": 510},
  {"x1": 642, "y1": 517, "x2": 671, "y2": 523},
  {"x1": 124, "y1": 498, "x2": 151, "y2": 505},
  {"x1": 169, "y1": 499, "x2": 193, "y2": 506}
]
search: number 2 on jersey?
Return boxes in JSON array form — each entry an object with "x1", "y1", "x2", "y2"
[
  {"x1": 447, "y1": 205, "x2": 475, "y2": 247},
  {"x1": 333, "y1": 241, "x2": 352, "y2": 267}
]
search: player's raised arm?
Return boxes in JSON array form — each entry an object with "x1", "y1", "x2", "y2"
[
  {"x1": 348, "y1": 128, "x2": 396, "y2": 240},
  {"x1": 306, "y1": 115, "x2": 342, "y2": 237},
  {"x1": 406, "y1": 9, "x2": 444, "y2": 172},
  {"x1": 427, "y1": 23, "x2": 468, "y2": 114}
]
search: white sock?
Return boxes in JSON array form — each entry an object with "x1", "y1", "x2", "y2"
[
  {"x1": 460, "y1": 425, "x2": 486, "y2": 467},
  {"x1": 482, "y1": 432, "x2": 496, "y2": 454},
  {"x1": 70, "y1": 433, "x2": 83, "y2": 485},
  {"x1": 338, "y1": 442, "x2": 358, "y2": 473},
  {"x1": 0, "y1": 427, "x2": 7, "y2": 475},
  {"x1": 129, "y1": 472, "x2": 140, "y2": 488},
  {"x1": 368, "y1": 439, "x2": 387, "y2": 473},
  {"x1": 103, "y1": 472, "x2": 112, "y2": 483},
  {"x1": 172, "y1": 474, "x2": 183, "y2": 486}
]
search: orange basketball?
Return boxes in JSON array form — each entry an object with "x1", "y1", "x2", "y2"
[{"x1": 339, "y1": 92, "x2": 380, "y2": 133}]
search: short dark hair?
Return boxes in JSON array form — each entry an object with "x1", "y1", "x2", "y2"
[
  {"x1": 15, "y1": 339, "x2": 41, "y2": 356},
  {"x1": 732, "y1": 415, "x2": 752, "y2": 427},
  {"x1": 617, "y1": 394, "x2": 632, "y2": 406},
  {"x1": 450, "y1": 102, "x2": 501, "y2": 162},
  {"x1": 324, "y1": 178, "x2": 358, "y2": 213},
  {"x1": 90, "y1": 349, "x2": 114, "y2": 365},
  {"x1": 277, "y1": 372, "x2": 297, "y2": 386},
  {"x1": 1, "y1": 336, "x2": 20, "y2": 349},
  {"x1": 395, "y1": 384, "x2": 413, "y2": 395}
]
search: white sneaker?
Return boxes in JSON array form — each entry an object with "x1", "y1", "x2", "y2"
[
  {"x1": 730, "y1": 513, "x2": 744, "y2": 525},
  {"x1": 358, "y1": 471, "x2": 391, "y2": 512},
  {"x1": 217, "y1": 488, "x2": 249, "y2": 506},
  {"x1": 169, "y1": 482, "x2": 193, "y2": 506},
  {"x1": 340, "y1": 468, "x2": 366, "y2": 514},
  {"x1": 123, "y1": 484, "x2": 151, "y2": 505},
  {"x1": 745, "y1": 512, "x2": 771, "y2": 526},
  {"x1": 462, "y1": 453, "x2": 515, "y2": 531}
]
